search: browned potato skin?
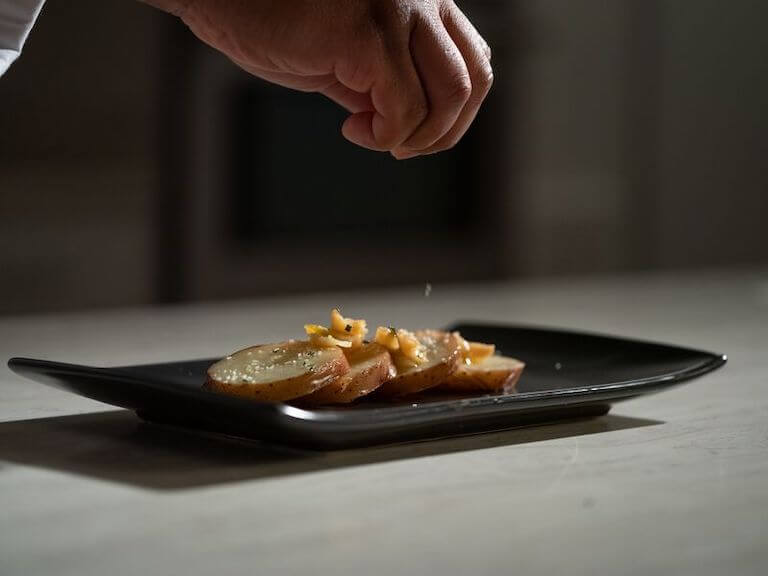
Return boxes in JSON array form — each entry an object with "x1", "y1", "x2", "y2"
[
  {"x1": 299, "y1": 343, "x2": 396, "y2": 405},
  {"x1": 375, "y1": 330, "x2": 463, "y2": 397},
  {"x1": 204, "y1": 342, "x2": 350, "y2": 403},
  {"x1": 436, "y1": 356, "x2": 525, "y2": 394}
]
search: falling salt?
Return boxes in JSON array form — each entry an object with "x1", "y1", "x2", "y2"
[
  {"x1": 424, "y1": 282, "x2": 432, "y2": 297},
  {"x1": 555, "y1": 362, "x2": 562, "y2": 370}
]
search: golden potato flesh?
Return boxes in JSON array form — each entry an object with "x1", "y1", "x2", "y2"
[
  {"x1": 375, "y1": 330, "x2": 463, "y2": 397},
  {"x1": 299, "y1": 343, "x2": 395, "y2": 405},
  {"x1": 437, "y1": 355, "x2": 525, "y2": 394},
  {"x1": 205, "y1": 340, "x2": 349, "y2": 402}
]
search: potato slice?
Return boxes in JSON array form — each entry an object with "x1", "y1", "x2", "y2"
[
  {"x1": 205, "y1": 341, "x2": 349, "y2": 402},
  {"x1": 375, "y1": 330, "x2": 463, "y2": 397},
  {"x1": 299, "y1": 343, "x2": 396, "y2": 405},
  {"x1": 437, "y1": 355, "x2": 525, "y2": 394}
]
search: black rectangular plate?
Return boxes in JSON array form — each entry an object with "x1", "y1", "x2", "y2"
[{"x1": 7, "y1": 323, "x2": 726, "y2": 450}]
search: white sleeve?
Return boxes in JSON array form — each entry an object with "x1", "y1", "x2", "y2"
[{"x1": 0, "y1": 0, "x2": 45, "y2": 76}]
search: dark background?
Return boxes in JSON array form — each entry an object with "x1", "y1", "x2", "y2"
[{"x1": 1, "y1": 0, "x2": 766, "y2": 315}]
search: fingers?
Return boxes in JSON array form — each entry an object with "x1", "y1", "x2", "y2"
[
  {"x1": 391, "y1": 18, "x2": 471, "y2": 157},
  {"x1": 231, "y1": 57, "x2": 339, "y2": 92},
  {"x1": 314, "y1": 1, "x2": 492, "y2": 157},
  {"x1": 416, "y1": 2, "x2": 493, "y2": 156},
  {"x1": 337, "y1": 26, "x2": 428, "y2": 152},
  {"x1": 322, "y1": 81, "x2": 374, "y2": 114},
  {"x1": 232, "y1": 56, "x2": 375, "y2": 114}
]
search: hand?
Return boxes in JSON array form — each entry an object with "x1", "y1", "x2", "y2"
[{"x1": 149, "y1": 0, "x2": 493, "y2": 158}]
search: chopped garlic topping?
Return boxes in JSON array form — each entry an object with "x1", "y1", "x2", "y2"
[
  {"x1": 375, "y1": 326, "x2": 400, "y2": 351},
  {"x1": 305, "y1": 309, "x2": 368, "y2": 350},
  {"x1": 456, "y1": 334, "x2": 496, "y2": 365},
  {"x1": 304, "y1": 324, "x2": 326, "y2": 335},
  {"x1": 330, "y1": 309, "x2": 366, "y2": 337},
  {"x1": 375, "y1": 326, "x2": 426, "y2": 367},
  {"x1": 397, "y1": 329, "x2": 426, "y2": 363},
  {"x1": 466, "y1": 341, "x2": 495, "y2": 364},
  {"x1": 304, "y1": 324, "x2": 353, "y2": 348}
]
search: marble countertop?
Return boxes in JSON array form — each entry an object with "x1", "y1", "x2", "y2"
[{"x1": 1, "y1": 269, "x2": 766, "y2": 575}]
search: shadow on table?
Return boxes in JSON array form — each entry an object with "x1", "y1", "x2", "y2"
[{"x1": 0, "y1": 410, "x2": 662, "y2": 491}]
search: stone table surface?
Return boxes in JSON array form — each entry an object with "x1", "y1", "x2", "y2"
[{"x1": 1, "y1": 269, "x2": 766, "y2": 575}]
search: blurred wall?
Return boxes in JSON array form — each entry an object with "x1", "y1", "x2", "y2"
[
  {"x1": 1, "y1": 0, "x2": 766, "y2": 314},
  {"x1": 0, "y1": 0, "x2": 162, "y2": 312},
  {"x1": 511, "y1": 0, "x2": 633, "y2": 275},
  {"x1": 655, "y1": 0, "x2": 767, "y2": 268},
  {"x1": 512, "y1": 0, "x2": 768, "y2": 275}
]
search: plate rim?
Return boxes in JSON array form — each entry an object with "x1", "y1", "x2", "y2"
[{"x1": 7, "y1": 322, "x2": 727, "y2": 422}]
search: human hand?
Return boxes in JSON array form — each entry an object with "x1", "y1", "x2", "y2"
[{"x1": 149, "y1": 0, "x2": 493, "y2": 158}]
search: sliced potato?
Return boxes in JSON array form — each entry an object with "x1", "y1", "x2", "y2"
[
  {"x1": 299, "y1": 343, "x2": 395, "y2": 405},
  {"x1": 437, "y1": 355, "x2": 525, "y2": 394},
  {"x1": 205, "y1": 340, "x2": 349, "y2": 402},
  {"x1": 375, "y1": 330, "x2": 463, "y2": 397}
]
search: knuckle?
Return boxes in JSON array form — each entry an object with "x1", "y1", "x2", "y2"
[
  {"x1": 376, "y1": 128, "x2": 402, "y2": 149},
  {"x1": 475, "y1": 62, "x2": 494, "y2": 97},
  {"x1": 336, "y1": 58, "x2": 374, "y2": 90},
  {"x1": 401, "y1": 94, "x2": 428, "y2": 126},
  {"x1": 379, "y1": 97, "x2": 426, "y2": 149},
  {"x1": 446, "y1": 73, "x2": 473, "y2": 105},
  {"x1": 368, "y1": 0, "x2": 409, "y2": 33}
]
